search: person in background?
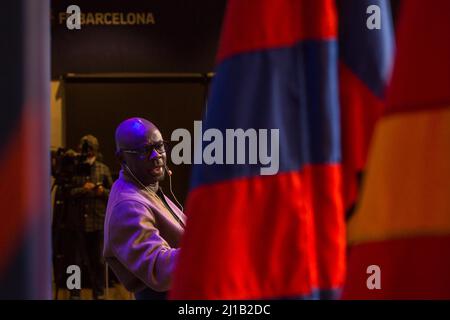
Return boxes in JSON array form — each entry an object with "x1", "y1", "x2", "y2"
[{"x1": 69, "y1": 134, "x2": 113, "y2": 299}]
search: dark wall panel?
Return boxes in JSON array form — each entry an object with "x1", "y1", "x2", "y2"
[
  {"x1": 64, "y1": 79, "x2": 207, "y2": 205},
  {"x1": 51, "y1": 0, "x2": 226, "y2": 78}
]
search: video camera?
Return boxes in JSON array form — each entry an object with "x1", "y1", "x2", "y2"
[{"x1": 51, "y1": 140, "x2": 92, "y2": 187}]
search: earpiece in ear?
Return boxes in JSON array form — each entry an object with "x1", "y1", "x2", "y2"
[{"x1": 165, "y1": 165, "x2": 183, "y2": 212}]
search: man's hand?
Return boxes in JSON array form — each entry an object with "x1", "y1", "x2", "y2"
[{"x1": 96, "y1": 185, "x2": 105, "y2": 196}]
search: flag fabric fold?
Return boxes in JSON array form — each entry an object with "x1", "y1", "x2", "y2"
[{"x1": 171, "y1": 0, "x2": 346, "y2": 300}]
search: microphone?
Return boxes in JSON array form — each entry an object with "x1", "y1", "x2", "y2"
[{"x1": 164, "y1": 165, "x2": 183, "y2": 212}]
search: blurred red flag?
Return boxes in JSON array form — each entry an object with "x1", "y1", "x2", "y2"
[
  {"x1": 337, "y1": 0, "x2": 394, "y2": 218},
  {"x1": 0, "y1": 0, "x2": 51, "y2": 299},
  {"x1": 342, "y1": 0, "x2": 450, "y2": 299}
]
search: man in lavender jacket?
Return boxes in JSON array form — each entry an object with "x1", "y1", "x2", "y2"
[{"x1": 103, "y1": 117, "x2": 186, "y2": 300}]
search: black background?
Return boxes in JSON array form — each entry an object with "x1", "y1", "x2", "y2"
[{"x1": 51, "y1": 0, "x2": 227, "y2": 78}]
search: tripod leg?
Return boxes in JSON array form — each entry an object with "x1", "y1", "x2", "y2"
[{"x1": 105, "y1": 263, "x2": 109, "y2": 300}]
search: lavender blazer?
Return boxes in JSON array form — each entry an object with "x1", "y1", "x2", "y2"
[{"x1": 103, "y1": 171, "x2": 186, "y2": 293}]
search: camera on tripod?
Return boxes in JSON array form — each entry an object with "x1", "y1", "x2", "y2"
[
  {"x1": 51, "y1": 140, "x2": 94, "y2": 298},
  {"x1": 51, "y1": 140, "x2": 92, "y2": 186}
]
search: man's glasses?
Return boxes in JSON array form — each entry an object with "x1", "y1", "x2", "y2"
[{"x1": 120, "y1": 141, "x2": 169, "y2": 159}]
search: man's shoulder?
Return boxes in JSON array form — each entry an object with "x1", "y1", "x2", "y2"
[{"x1": 106, "y1": 182, "x2": 154, "y2": 226}]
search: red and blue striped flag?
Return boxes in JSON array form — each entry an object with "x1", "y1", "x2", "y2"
[
  {"x1": 337, "y1": 0, "x2": 394, "y2": 216},
  {"x1": 0, "y1": 0, "x2": 51, "y2": 299},
  {"x1": 171, "y1": 0, "x2": 347, "y2": 299},
  {"x1": 342, "y1": 0, "x2": 450, "y2": 299}
]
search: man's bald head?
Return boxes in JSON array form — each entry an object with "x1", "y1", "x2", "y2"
[
  {"x1": 115, "y1": 117, "x2": 160, "y2": 152},
  {"x1": 115, "y1": 117, "x2": 167, "y2": 185}
]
